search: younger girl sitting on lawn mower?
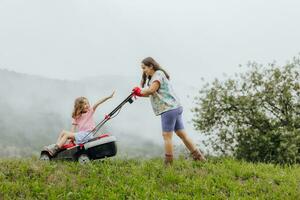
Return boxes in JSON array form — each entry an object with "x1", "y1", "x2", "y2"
[{"x1": 47, "y1": 91, "x2": 115, "y2": 156}]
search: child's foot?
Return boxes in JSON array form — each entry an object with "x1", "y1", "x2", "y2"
[
  {"x1": 46, "y1": 144, "x2": 60, "y2": 156},
  {"x1": 191, "y1": 149, "x2": 206, "y2": 161},
  {"x1": 164, "y1": 154, "x2": 173, "y2": 166}
]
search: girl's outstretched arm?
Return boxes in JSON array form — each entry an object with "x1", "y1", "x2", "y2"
[{"x1": 92, "y1": 91, "x2": 115, "y2": 111}]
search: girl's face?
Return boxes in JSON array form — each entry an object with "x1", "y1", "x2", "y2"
[
  {"x1": 82, "y1": 100, "x2": 90, "y2": 113},
  {"x1": 141, "y1": 63, "x2": 155, "y2": 76}
]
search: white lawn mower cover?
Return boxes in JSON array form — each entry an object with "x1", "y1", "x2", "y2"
[{"x1": 84, "y1": 136, "x2": 116, "y2": 150}]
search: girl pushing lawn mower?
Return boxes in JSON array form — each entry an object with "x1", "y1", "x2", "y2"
[
  {"x1": 46, "y1": 91, "x2": 115, "y2": 156},
  {"x1": 132, "y1": 57, "x2": 206, "y2": 165}
]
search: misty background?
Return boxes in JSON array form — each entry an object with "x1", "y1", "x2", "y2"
[
  {"x1": 0, "y1": 69, "x2": 200, "y2": 157},
  {"x1": 0, "y1": 0, "x2": 299, "y2": 157}
]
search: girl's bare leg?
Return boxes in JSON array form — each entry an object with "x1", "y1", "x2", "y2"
[
  {"x1": 163, "y1": 132, "x2": 173, "y2": 164},
  {"x1": 56, "y1": 131, "x2": 75, "y2": 148},
  {"x1": 56, "y1": 130, "x2": 66, "y2": 144},
  {"x1": 46, "y1": 130, "x2": 75, "y2": 156},
  {"x1": 175, "y1": 129, "x2": 197, "y2": 152},
  {"x1": 175, "y1": 129, "x2": 206, "y2": 161}
]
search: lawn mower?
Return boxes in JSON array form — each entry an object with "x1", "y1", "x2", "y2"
[{"x1": 40, "y1": 92, "x2": 136, "y2": 164}]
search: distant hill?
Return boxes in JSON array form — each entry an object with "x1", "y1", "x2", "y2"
[{"x1": 0, "y1": 69, "x2": 203, "y2": 157}]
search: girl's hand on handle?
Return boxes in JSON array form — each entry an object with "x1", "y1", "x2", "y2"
[{"x1": 132, "y1": 87, "x2": 143, "y2": 97}]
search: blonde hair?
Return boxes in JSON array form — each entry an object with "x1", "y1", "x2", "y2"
[{"x1": 72, "y1": 97, "x2": 88, "y2": 119}]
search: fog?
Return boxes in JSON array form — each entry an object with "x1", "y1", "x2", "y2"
[
  {"x1": 0, "y1": 0, "x2": 300, "y2": 157},
  {"x1": 1, "y1": 0, "x2": 300, "y2": 85},
  {"x1": 0, "y1": 69, "x2": 202, "y2": 158}
]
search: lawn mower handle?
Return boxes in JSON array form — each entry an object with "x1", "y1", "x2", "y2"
[
  {"x1": 83, "y1": 92, "x2": 136, "y2": 139},
  {"x1": 106, "y1": 92, "x2": 135, "y2": 118}
]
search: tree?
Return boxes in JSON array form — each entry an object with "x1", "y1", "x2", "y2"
[{"x1": 192, "y1": 56, "x2": 300, "y2": 164}]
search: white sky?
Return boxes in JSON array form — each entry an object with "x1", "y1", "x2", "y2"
[{"x1": 0, "y1": 0, "x2": 300, "y2": 85}]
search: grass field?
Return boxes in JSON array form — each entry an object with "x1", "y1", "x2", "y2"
[{"x1": 0, "y1": 157, "x2": 299, "y2": 199}]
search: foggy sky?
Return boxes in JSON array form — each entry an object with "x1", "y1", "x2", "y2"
[{"x1": 0, "y1": 0, "x2": 300, "y2": 85}]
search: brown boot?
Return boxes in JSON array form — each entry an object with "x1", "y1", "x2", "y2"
[
  {"x1": 191, "y1": 149, "x2": 206, "y2": 161},
  {"x1": 164, "y1": 154, "x2": 173, "y2": 166}
]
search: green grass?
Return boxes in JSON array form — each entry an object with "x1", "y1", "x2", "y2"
[{"x1": 0, "y1": 157, "x2": 299, "y2": 199}]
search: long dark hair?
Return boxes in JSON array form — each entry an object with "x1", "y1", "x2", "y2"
[{"x1": 140, "y1": 57, "x2": 170, "y2": 87}]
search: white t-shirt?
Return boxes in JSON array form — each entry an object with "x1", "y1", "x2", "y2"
[{"x1": 147, "y1": 70, "x2": 181, "y2": 115}]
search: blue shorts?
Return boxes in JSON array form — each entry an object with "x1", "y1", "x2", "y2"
[
  {"x1": 75, "y1": 131, "x2": 93, "y2": 144},
  {"x1": 161, "y1": 107, "x2": 185, "y2": 132}
]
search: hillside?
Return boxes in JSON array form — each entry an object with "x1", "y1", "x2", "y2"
[{"x1": 0, "y1": 158, "x2": 299, "y2": 199}]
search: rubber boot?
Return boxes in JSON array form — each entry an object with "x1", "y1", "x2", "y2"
[
  {"x1": 191, "y1": 149, "x2": 206, "y2": 161},
  {"x1": 164, "y1": 154, "x2": 173, "y2": 166}
]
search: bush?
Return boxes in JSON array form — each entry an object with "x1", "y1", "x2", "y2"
[{"x1": 192, "y1": 56, "x2": 300, "y2": 164}]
